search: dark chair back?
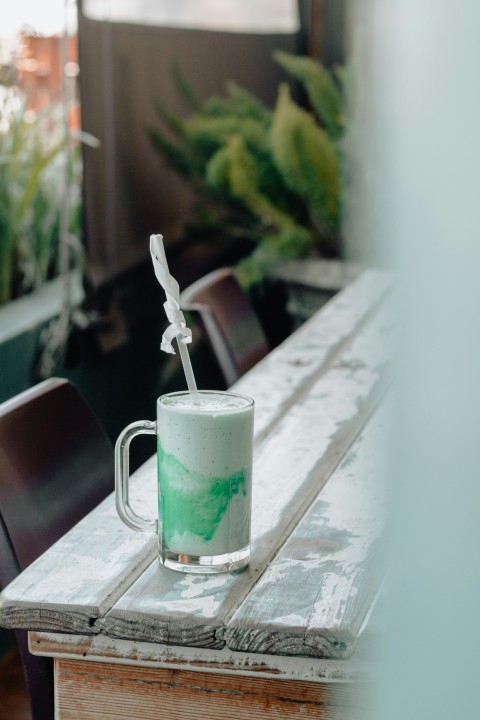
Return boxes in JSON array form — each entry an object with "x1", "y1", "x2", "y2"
[
  {"x1": 180, "y1": 268, "x2": 270, "y2": 387},
  {"x1": 0, "y1": 378, "x2": 114, "y2": 720}
]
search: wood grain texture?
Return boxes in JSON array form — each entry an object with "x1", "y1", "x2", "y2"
[
  {"x1": 269, "y1": 259, "x2": 363, "y2": 292},
  {"x1": 98, "y1": 304, "x2": 392, "y2": 649},
  {"x1": 0, "y1": 270, "x2": 386, "y2": 639},
  {"x1": 54, "y1": 658, "x2": 361, "y2": 720},
  {"x1": 233, "y1": 268, "x2": 388, "y2": 443},
  {"x1": 225, "y1": 402, "x2": 388, "y2": 658},
  {"x1": 0, "y1": 272, "x2": 391, "y2": 679},
  {"x1": 31, "y1": 631, "x2": 372, "y2": 684},
  {"x1": 0, "y1": 460, "x2": 158, "y2": 633}
]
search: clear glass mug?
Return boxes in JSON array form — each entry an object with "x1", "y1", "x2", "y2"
[{"x1": 115, "y1": 390, "x2": 254, "y2": 574}]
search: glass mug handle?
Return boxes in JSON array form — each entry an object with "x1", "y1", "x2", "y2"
[{"x1": 115, "y1": 420, "x2": 158, "y2": 533}]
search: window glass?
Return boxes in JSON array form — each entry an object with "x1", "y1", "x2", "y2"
[{"x1": 83, "y1": 0, "x2": 299, "y2": 34}]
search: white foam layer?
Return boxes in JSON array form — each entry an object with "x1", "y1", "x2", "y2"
[{"x1": 161, "y1": 391, "x2": 252, "y2": 414}]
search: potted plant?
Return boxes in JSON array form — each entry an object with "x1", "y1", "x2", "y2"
[
  {"x1": 0, "y1": 62, "x2": 97, "y2": 402},
  {"x1": 0, "y1": 67, "x2": 84, "y2": 306},
  {"x1": 148, "y1": 51, "x2": 345, "y2": 289}
]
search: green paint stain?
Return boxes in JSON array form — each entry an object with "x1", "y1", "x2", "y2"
[{"x1": 158, "y1": 449, "x2": 247, "y2": 543}]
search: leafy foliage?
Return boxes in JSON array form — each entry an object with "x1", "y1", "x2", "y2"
[
  {"x1": 0, "y1": 82, "x2": 83, "y2": 305},
  {"x1": 148, "y1": 52, "x2": 344, "y2": 286},
  {"x1": 273, "y1": 50, "x2": 344, "y2": 140}
]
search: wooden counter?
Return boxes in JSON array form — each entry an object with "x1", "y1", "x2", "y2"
[{"x1": 0, "y1": 269, "x2": 390, "y2": 719}]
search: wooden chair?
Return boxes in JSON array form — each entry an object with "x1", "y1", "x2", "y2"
[
  {"x1": 0, "y1": 378, "x2": 114, "y2": 720},
  {"x1": 180, "y1": 268, "x2": 270, "y2": 387}
]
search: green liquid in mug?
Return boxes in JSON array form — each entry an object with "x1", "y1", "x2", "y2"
[{"x1": 157, "y1": 392, "x2": 253, "y2": 559}]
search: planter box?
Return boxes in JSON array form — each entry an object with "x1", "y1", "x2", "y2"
[
  {"x1": 0, "y1": 272, "x2": 178, "y2": 477},
  {"x1": 0, "y1": 274, "x2": 84, "y2": 404},
  {"x1": 268, "y1": 258, "x2": 363, "y2": 329},
  {"x1": 0, "y1": 275, "x2": 85, "y2": 657},
  {"x1": 0, "y1": 258, "x2": 360, "y2": 409}
]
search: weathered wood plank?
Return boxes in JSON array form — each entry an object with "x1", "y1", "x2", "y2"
[
  {"x1": 225, "y1": 402, "x2": 388, "y2": 658},
  {"x1": 30, "y1": 631, "x2": 371, "y2": 684},
  {"x1": 234, "y1": 268, "x2": 388, "y2": 443},
  {"x1": 0, "y1": 271, "x2": 388, "y2": 637},
  {"x1": 270, "y1": 258, "x2": 363, "y2": 293},
  {"x1": 98, "y1": 305, "x2": 392, "y2": 650},
  {"x1": 54, "y1": 658, "x2": 361, "y2": 720},
  {"x1": 0, "y1": 461, "x2": 158, "y2": 633},
  {"x1": 268, "y1": 258, "x2": 364, "y2": 326}
]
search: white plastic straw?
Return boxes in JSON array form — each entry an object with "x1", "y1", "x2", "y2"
[{"x1": 149, "y1": 234, "x2": 197, "y2": 393}]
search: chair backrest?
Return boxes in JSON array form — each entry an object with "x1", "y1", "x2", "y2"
[
  {"x1": 0, "y1": 378, "x2": 114, "y2": 720},
  {"x1": 180, "y1": 268, "x2": 270, "y2": 387}
]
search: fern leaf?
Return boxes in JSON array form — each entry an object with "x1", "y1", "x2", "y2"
[
  {"x1": 202, "y1": 94, "x2": 235, "y2": 118},
  {"x1": 184, "y1": 115, "x2": 269, "y2": 154},
  {"x1": 263, "y1": 226, "x2": 312, "y2": 258},
  {"x1": 225, "y1": 82, "x2": 272, "y2": 125},
  {"x1": 154, "y1": 97, "x2": 187, "y2": 139},
  {"x1": 205, "y1": 146, "x2": 231, "y2": 190},
  {"x1": 270, "y1": 84, "x2": 340, "y2": 230},
  {"x1": 148, "y1": 126, "x2": 201, "y2": 181},
  {"x1": 170, "y1": 59, "x2": 202, "y2": 111},
  {"x1": 200, "y1": 82, "x2": 272, "y2": 125},
  {"x1": 236, "y1": 226, "x2": 312, "y2": 289},
  {"x1": 226, "y1": 135, "x2": 300, "y2": 231},
  {"x1": 274, "y1": 50, "x2": 343, "y2": 139}
]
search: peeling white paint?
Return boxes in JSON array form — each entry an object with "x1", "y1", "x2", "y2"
[
  {"x1": 30, "y1": 630, "x2": 374, "y2": 683},
  {"x1": 155, "y1": 595, "x2": 222, "y2": 617},
  {"x1": 0, "y1": 271, "x2": 389, "y2": 662},
  {"x1": 227, "y1": 401, "x2": 389, "y2": 654},
  {"x1": 271, "y1": 613, "x2": 309, "y2": 626},
  {"x1": 178, "y1": 574, "x2": 231, "y2": 599}
]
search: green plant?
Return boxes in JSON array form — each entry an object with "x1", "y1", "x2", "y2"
[
  {"x1": 0, "y1": 80, "x2": 82, "y2": 305},
  {"x1": 148, "y1": 51, "x2": 345, "y2": 286}
]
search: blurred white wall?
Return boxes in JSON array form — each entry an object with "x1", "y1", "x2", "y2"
[{"x1": 352, "y1": 1, "x2": 480, "y2": 717}]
